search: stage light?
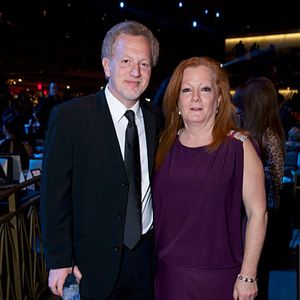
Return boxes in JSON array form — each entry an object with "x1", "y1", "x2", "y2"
[
  {"x1": 204, "y1": 9, "x2": 208, "y2": 15},
  {"x1": 216, "y1": 11, "x2": 220, "y2": 18},
  {"x1": 120, "y1": 2, "x2": 125, "y2": 8},
  {"x1": 178, "y1": 2, "x2": 183, "y2": 8},
  {"x1": 192, "y1": 21, "x2": 197, "y2": 28}
]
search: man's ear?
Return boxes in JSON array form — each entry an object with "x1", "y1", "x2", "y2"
[{"x1": 102, "y1": 57, "x2": 111, "y2": 78}]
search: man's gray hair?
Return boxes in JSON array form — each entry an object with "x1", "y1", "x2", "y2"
[{"x1": 101, "y1": 20, "x2": 159, "y2": 67}]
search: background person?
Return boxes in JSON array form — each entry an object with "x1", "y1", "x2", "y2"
[
  {"x1": 232, "y1": 77, "x2": 285, "y2": 300},
  {"x1": 35, "y1": 81, "x2": 62, "y2": 138},
  {"x1": 0, "y1": 106, "x2": 33, "y2": 170},
  {"x1": 153, "y1": 56, "x2": 267, "y2": 300}
]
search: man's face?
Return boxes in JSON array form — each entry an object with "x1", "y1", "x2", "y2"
[{"x1": 102, "y1": 33, "x2": 152, "y2": 108}]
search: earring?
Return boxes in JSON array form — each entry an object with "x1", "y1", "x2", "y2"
[{"x1": 178, "y1": 110, "x2": 181, "y2": 115}]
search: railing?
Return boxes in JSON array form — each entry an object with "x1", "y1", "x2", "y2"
[{"x1": 0, "y1": 176, "x2": 48, "y2": 300}]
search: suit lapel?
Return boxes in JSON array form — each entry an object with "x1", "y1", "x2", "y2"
[
  {"x1": 141, "y1": 102, "x2": 156, "y2": 177},
  {"x1": 95, "y1": 89, "x2": 126, "y2": 175},
  {"x1": 96, "y1": 90, "x2": 157, "y2": 178}
]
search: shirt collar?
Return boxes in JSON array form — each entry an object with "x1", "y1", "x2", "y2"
[{"x1": 105, "y1": 85, "x2": 142, "y2": 123}]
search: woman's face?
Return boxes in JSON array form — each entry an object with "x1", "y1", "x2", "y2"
[{"x1": 178, "y1": 65, "x2": 220, "y2": 128}]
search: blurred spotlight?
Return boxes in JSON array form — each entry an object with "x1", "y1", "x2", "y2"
[
  {"x1": 204, "y1": 9, "x2": 209, "y2": 15},
  {"x1": 192, "y1": 21, "x2": 197, "y2": 28},
  {"x1": 120, "y1": 2, "x2": 125, "y2": 8},
  {"x1": 178, "y1": 2, "x2": 183, "y2": 8},
  {"x1": 216, "y1": 11, "x2": 220, "y2": 18}
]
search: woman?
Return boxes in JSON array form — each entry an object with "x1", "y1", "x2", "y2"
[
  {"x1": 233, "y1": 77, "x2": 285, "y2": 209},
  {"x1": 153, "y1": 57, "x2": 267, "y2": 300},
  {"x1": 232, "y1": 77, "x2": 285, "y2": 300}
]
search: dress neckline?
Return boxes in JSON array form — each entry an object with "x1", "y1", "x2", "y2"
[{"x1": 176, "y1": 135, "x2": 207, "y2": 150}]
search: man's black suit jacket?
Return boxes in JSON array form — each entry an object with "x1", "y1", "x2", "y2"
[{"x1": 40, "y1": 89, "x2": 162, "y2": 299}]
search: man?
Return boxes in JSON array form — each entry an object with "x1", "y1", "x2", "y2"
[
  {"x1": 40, "y1": 20, "x2": 161, "y2": 299},
  {"x1": 36, "y1": 81, "x2": 62, "y2": 137}
]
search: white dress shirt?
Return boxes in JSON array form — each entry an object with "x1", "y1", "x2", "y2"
[{"x1": 105, "y1": 86, "x2": 153, "y2": 234}]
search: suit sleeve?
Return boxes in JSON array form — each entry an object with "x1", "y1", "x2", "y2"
[{"x1": 40, "y1": 106, "x2": 74, "y2": 269}]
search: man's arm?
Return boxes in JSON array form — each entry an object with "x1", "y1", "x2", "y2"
[{"x1": 40, "y1": 106, "x2": 77, "y2": 292}]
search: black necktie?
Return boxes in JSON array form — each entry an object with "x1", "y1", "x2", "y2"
[{"x1": 123, "y1": 110, "x2": 142, "y2": 249}]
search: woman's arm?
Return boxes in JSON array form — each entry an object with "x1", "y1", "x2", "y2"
[
  {"x1": 233, "y1": 139, "x2": 268, "y2": 300},
  {"x1": 263, "y1": 129, "x2": 284, "y2": 209}
]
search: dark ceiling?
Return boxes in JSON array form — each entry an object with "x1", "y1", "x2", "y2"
[
  {"x1": 3, "y1": 0, "x2": 298, "y2": 33},
  {"x1": 0, "y1": 0, "x2": 299, "y2": 92}
]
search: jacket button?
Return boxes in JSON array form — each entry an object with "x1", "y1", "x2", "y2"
[
  {"x1": 117, "y1": 213, "x2": 123, "y2": 220},
  {"x1": 121, "y1": 182, "x2": 127, "y2": 187},
  {"x1": 114, "y1": 245, "x2": 120, "y2": 252}
]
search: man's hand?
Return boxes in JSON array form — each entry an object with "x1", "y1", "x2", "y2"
[{"x1": 48, "y1": 266, "x2": 82, "y2": 296}]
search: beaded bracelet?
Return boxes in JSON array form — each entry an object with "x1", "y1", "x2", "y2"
[{"x1": 237, "y1": 274, "x2": 257, "y2": 283}]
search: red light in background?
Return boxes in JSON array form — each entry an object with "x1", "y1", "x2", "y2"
[
  {"x1": 43, "y1": 89, "x2": 48, "y2": 96},
  {"x1": 37, "y1": 83, "x2": 43, "y2": 90}
]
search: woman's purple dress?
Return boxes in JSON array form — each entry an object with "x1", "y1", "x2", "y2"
[{"x1": 153, "y1": 134, "x2": 246, "y2": 299}]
